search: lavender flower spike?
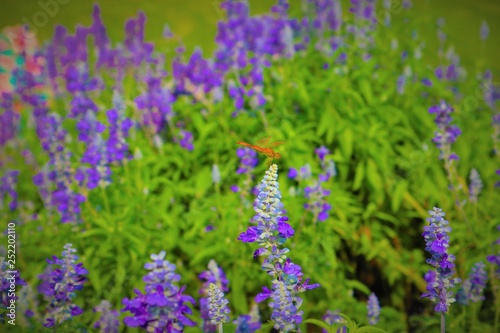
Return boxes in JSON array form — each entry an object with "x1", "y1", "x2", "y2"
[
  {"x1": 428, "y1": 101, "x2": 461, "y2": 161},
  {"x1": 93, "y1": 300, "x2": 120, "y2": 333},
  {"x1": 207, "y1": 283, "x2": 230, "y2": 325},
  {"x1": 421, "y1": 207, "x2": 460, "y2": 313},
  {"x1": 466, "y1": 262, "x2": 488, "y2": 303},
  {"x1": 468, "y1": 169, "x2": 482, "y2": 203},
  {"x1": 367, "y1": 293, "x2": 381, "y2": 325},
  {"x1": 37, "y1": 243, "x2": 88, "y2": 327}
]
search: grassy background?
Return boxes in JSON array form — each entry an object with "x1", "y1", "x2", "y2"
[{"x1": 1, "y1": 0, "x2": 499, "y2": 72}]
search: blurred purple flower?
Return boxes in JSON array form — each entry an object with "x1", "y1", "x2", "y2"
[
  {"x1": 38, "y1": 244, "x2": 88, "y2": 327},
  {"x1": 93, "y1": 300, "x2": 120, "y2": 333}
]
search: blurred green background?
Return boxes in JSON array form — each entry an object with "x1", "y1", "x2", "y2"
[{"x1": 1, "y1": 0, "x2": 499, "y2": 72}]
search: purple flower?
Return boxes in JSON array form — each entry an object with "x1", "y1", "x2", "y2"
[
  {"x1": 468, "y1": 169, "x2": 482, "y2": 203},
  {"x1": 1, "y1": 257, "x2": 26, "y2": 309},
  {"x1": 106, "y1": 91, "x2": 134, "y2": 164},
  {"x1": 0, "y1": 93, "x2": 20, "y2": 146},
  {"x1": 421, "y1": 207, "x2": 460, "y2": 313},
  {"x1": 236, "y1": 148, "x2": 259, "y2": 175},
  {"x1": 177, "y1": 130, "x2": 194, "y2": 151},
  {"x1": 93, "y1": 300, "x2": 120, "y2": 333},
  {"x1": 207, "y1": 283, "x2": 230, "y2": 324},
  {"x1": 239, "y1": 164, "x2": 318, "y2": 330},
  {"x1": 38, "y1": 244, "x2": 88, "y2": 327},
  {"x1": 121, "y1": 251, "x2": 196, "y2": 332},
  {"x1": 367, "y1": 293, "x2": 380, "y2": 325},
  {"x1": 199, "y1": 260, "x2": 229, "y2": 332},
  {"x1": 0, "y1": 170, "x2": 20, "y2": 211},
  {"x1": 428, "y1": 101, "x2": 461, "y2": 161},
  {"x1": 421, "y1": 78, "x2": 433, "y2": 87},
  {"x1": 322, "y1": 310, "x2": 347, "y2": 333},
  {"x1": 233, "y1": 304, "x2": 261, "y2": 333}
]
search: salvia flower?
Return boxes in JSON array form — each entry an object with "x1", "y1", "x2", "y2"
[
  {"x1": 37, "y1": 243, "x2": 88, "y2": 327},
  {"x1": 93, "y1": 300, "x2": 120, "y2": 333},
  {"x1": 0, "y1": 93, "x2": 19, "y2": 146},
  {"x1": 322, "y1": 310, "x2": 347, "y2": 333},
  {"x1": 121, "y1": 251, "x2": 196, "y2": 332},
  {"x1": 207, "y1": 283, "x2": 230, "y2": 325},
  {"x1": 199, "y1": 260, "x2": 229, "y2": 332},
  {"x1": 234, "y1": 304, "x2": 261, "y2": 333},
  {"x1": 428, "y1": 101, "x2": 461, "y2": 161},
  {"x1": 1, "y1": 257, "x2": 27, "y2": 320},
  {"x1": 0, "y1": 170, "x2": 20, "y2": 211},
  {"x1": 421, "y1": 207, "x2": 460, "y2": 313},
  {"x1": 239, "y1": 164, "x2": 319, "y2": 330},
  {"x1": 468, "y1": 169, "x2": 482, "y2": 203},
  {"x1": 464, "y1": 262, "x2": 488, "y2": 303},
  {"x1": 367, "y1": 293, "x2": 381, "y2": 325}
]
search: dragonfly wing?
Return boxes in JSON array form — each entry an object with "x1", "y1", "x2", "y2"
[
  {"x1": 256, "y1": 136, "x2": 271, "y2": 146},
  {"x1": 267, "y1": 141, "x2": 285, "y2": 148}
]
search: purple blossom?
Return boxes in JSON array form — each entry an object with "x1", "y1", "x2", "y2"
[
  {"x1": 0, "y1": 170, "x2": 20, "y2": 211},
  {"x1": 322, "y1": 310, "x2": 347, "y2": 333},
  {"x1": 207, "y1": 283, "x2": 230, "y2": 325},
  {"x1": 135, "y1": 71, "x2": 174, "y2": 137},
  {"x1": 233, "y1": 304, "x2": 261, "y2": 333},
  {"x1": 121, "y1": 251, "x2": 196, "y2": 332},
  {"x1": 367, "y1": 293, "x2": 380, "y2": 325},
  {"x1": 236, "y1": 148, "x2": 259, "y2": 175},
  {"x1": 177, "y1": 130, "x2": 194, "y2": 151},
  {"x1": 93, "y1": 300, "x2": 120, "y2": 333},
  {"x1": 0, "y1": 93, "x2": 19, "y2": 146},
  {"x1": 1, "y1": 257, "x2": 27, "y2": 310},
  {"x1": 199, "y1": 260, "x2": 229, "y2": 332},
  {"x1": 37, "y1": 244, "x2": 88, "y2": 327},
  {"x1": 428, "y1": 101, "x2": 461, "y2": 161},
  {"x1": 238, "y1": 164, "x2": 318, "y2": 330},
  {"x1": 468, "y1": 169, "x2": 482, "y2": 203},
  {"x1": 106, "y1": 91, "x2": 134, "y2": 163},
  {"x1": 421, "y1": 207, "x2": 460, "y2": 313}
]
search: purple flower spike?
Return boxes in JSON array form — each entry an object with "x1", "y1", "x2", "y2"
[
  {"x1": 322, "y1": 310, "x2": 347, "y2": 333},
  {"x1": 38, "y1": 244, "x2": 88, "y2": 327},
  {"x1": 428, "y1": 101, "x2": 461, "y2": 161},
  {"x1": 207, "y1": 283, "x2": 230, "y2": 325},
  {"x1": 199, "y1": 260, "x2": 229, "y2": 332},
  {"x1": 367, "y1": 293, "x2": 381, "y2": 325},
  {"x1": 421, "y1": 208, "x2": 460, "y2": 313},
  {"x1": 121, "y1": 251, "x2": 196, "y2": 332},
  {"x1": 239, "y1": 164, "x2": 318, "y2": 331},
  {"x1": 93, "y1": 300, "x2": 120, "y2": 333}
]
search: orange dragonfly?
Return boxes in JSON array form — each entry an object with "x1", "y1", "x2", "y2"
[{"x1": 236, "y1": 136, "x2": 284, "y2": 166}]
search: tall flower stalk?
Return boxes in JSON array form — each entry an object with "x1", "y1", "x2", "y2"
[
  {"x1": 238, "y1": 164, "x2": 319, "y2": 332},
  {"x1": 421, "y1": 207, "x2": 460, "y2": 333}
]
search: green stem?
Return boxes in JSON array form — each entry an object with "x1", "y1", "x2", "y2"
[
  {"x1": 100, "y1": 186, "x2": 111, "y2": 216},
  {"x1": 440, "y1": 313, "x2": 446, "y2": 333},
  {"x1": 470, "y1": 303, "x2": 477, "y2": 332}
]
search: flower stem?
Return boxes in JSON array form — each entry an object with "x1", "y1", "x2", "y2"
[{"x1": 440, "y1": 313, "x2": 446, "y2": 333}]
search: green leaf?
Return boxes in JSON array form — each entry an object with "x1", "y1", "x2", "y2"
[
  {"x1": 303, "y1": 319, "x2": 332, "y2": 332},
  {"x1": 390, "y1": 180, "x2": 408, "y2": 213},
  {"x1": 340, "y1": 128, "x2": 354, "y2": 160},
  {"x1": 358, "y1": 79, "x2": 374, "y2": 105},
  {"x1": 353, "y1": 161, "x2": 365, "y2": 190}
]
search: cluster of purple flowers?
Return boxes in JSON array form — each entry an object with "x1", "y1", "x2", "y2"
[
  {"x1": 0, "y1": 93, "x2": 19, "y2": 148},
  {"x1": 428, "y1": 101, "x2": 461, "y2": 161},
  {"x1": 322, "y1": 309, "x2": 347, "y2": 333},
  {"x1": 198, "y1": 260, "x2": 229, "y2": 332},
  {"x1": 0, "y1": 170, "x2": 19, "y2": 211},
  {"x1": 289, "y1": 146, "x2": 334, "y2": 222},
  {"x1": 456, "y1": 262, "x2": 488, "y2": 305},
  {"x1": 33, "y1": 113, "x2": 86, "y2": 224},
  {"x1": 1, "y1": 257, "x2": 27, "y2": 323},
  {"x1": 468, "y1": 169, "x2": 483, "y2": 203},
  {"x1": 93, "y1": 300, "x2": 120, "y2": 333},
  {"x1": 121, "y1": 251, "x2": 196, "y2": 331},
  {"x1": 421, "y1": 207, "x2": 460, "y2": 313},
  {"x1": 367, "y1": 292, "x2": 380, "y2": 325},
  {"x1": 37, "y1": 243, "x2": 88, "y2": 327},
  {"x1": 487, "y1": 226, "x2": 500, "y2": 279},
  {"x1": 238, "y1": 164, "x2": 319, "y2": 330}
]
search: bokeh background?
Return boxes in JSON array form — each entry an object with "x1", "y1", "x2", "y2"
[{"x1": 1, "y1": 0, "x2": 499, "y2": 72}]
